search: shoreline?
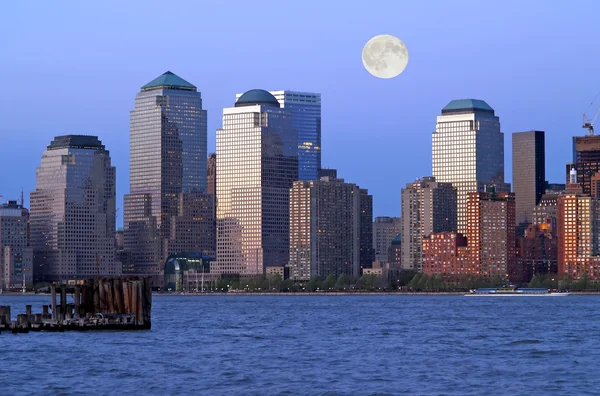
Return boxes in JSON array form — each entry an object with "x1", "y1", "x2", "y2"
[{"x1": 3, "y1": 291, "x2": 600, "y2": 297}]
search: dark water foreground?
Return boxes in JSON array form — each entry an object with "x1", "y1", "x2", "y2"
[{"x1": 1, "y1": 295, "x2": 598, "y2": 396}]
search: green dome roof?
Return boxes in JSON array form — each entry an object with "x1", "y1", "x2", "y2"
[
  {"x1": 141, "y1": 71, "x2": 196, "y2": 91},
  {"x1": 235, "y1": 89, "x2": 280, "y2": 107},
  {"x1": 442, "y1": 99, "x2": 494, "y2": 115}
]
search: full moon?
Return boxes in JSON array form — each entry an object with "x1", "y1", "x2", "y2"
[{"x1": 362, "y1": 34, "x2": 409, "y2": 79}]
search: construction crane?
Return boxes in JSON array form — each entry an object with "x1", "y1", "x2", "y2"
[{"x1": 583, "y1": 92, "x2": 600, "y2": 136}]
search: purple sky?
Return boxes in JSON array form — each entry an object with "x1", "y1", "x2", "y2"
[{"x1": 2, "y1": 0, "x2": 599, "y2": 227}]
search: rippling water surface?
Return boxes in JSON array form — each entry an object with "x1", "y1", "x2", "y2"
[{"x1": 1, "y1": 295, "x2": 598, "y2": 395}]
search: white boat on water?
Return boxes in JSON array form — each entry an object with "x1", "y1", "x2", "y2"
[{"x1": 465, "y1": 287, "x2": 570, "y2": 297}]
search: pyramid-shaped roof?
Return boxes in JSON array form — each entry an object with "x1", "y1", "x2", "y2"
[
  {"x1": 141, "y1": 71, "x2": 196, "y2": 91},
  {"x1": 442, "y1": 99, "x2": 494, "y2": 114}
]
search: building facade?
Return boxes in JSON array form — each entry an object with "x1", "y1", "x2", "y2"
[
  {"x1": 569, "y1": 135, "x2": 600, "y2": 195},
  {"x1": 30, "y1": 135, "x2": 119, "y2": 282},
  {"x1": 401, "y1": 177, "x2": 457, "y2": 271},
  {"x1": 532, "y1": 194, "x2": 559, "y2": 231},
  {"x1": 373, "y1": 217, "x2": 402, "y2": 263},
  {"x1": 557, "y1": 175, "x2": 600, "y2": 280},
  {"x1": 124, "y1": 71, "x2": 207, "y2": 283},
  {"x1": 432, "y1": 99, "x2": 510, "y2": 234},
  {"x1": 516, "y1": 223, "x2": 558, "y2": 283},
  {"x1": 288, "y1": 177, "x2": 365, "y2": 280},
  {"x1": 422, "y1": 232, "x2": 468, "y2": 279},
  {"x1": 164, "y1": 191, "x2": 215, "y2": 259},
  {"x1": 359, "y1": 189, "x2": 375, "y2": 269},
  {"x1": 0, "y1": 200, "x2": 32, "y2": 289},
  {"x1": 465, "y1": 189, "x2": 516, "y2": 280},
  {"x1": 512, "y1": 131, "x2": 545, "y2": 235},
  {"x1": 216, "y1": 89, "x2": 298, "y2": 275},
  {"x1": 236, "y1": 90, "x2": 321, "y2": 181}
]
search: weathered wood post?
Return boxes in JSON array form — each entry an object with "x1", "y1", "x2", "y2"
[
  {"x1": 136, "y1": 280, "x2": 143, "y2": 326},
  {"x1": 123, "y1": 280, "x2": 131, "y2": 314},
  {"x1": 114, "y1": 279, "x2": 124, "y2": 314},
  {"x1": 74, "y1": 285, "x2": 81, "y2": 318},
  {"x1": 131, "y1": 281, "x2": 138, "y2": 321},
  {"x1": 60, "y1": 284, "x2": 67, "y2": 322},
  {"x1": 51, "y1": 283, "x2": 57, "y2": 320}
]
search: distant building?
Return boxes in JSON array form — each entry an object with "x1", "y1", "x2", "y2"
[
  {"x1": 387, "y1": 234, "x2": 402, "y2": 267},
  {"x1": 516, "y1": 223, "x2": 558, "y2": 283},
  {"x1": 236, "y1": 90, "x2": 321, "y2": 181},
  {"x1": 557, "y1": 169, "x2": 600, "y2": 279},
  {"x1": 30, "y1": 135, "x2": 119, "y2": 282},
  {"x1": 545, "y1": 182, "x2": 565, "y2": 194},
  {"x1": 115, "y1": 229, "x2": 124, "y2": 251},
  {"x1": 465, "y1": 188, "x2": 516, "y2": 280},
  {"x1": 422, "y1": 232, "x2": 468, "y2": 279},
  {"x1": 512, "y1": 131, "x2": 545, "y2": 236},
  {"x1": 318, "y1": 168, "x2": 337, "y2": 179},
  {"x1": 0, "y1": 200, "x2": 33, "y2": 289},
  {"x1": 532, "y1": 194, "x2": 559, "y2": 231},
  {"x1": 217, "y1": 90, "x2": 297, "y2": 275},
  {"x1": 124, "y1": 71, "x2": 207, "y2": 285},
  {"x1": 164, "y1": 191, "x2": 215, "y2": 259},
  {"x1": 401, "y1": 177, "x2": 457, "y2": 271},
  {"x1": 373, "y1": 217, "x2": 402, "y2": 263},
  {"x1": 288, "y1": 177, "x2": 370, "y2": 280},
  {"x1": 359, "y1": 189, "x2": 375, "y2": 269},
  {"x1": 432, "y1": 99, "x2": 510, "y2": 234},
  {"x1": 569, "y1": 135, "x2": 600, "y2": 194}
]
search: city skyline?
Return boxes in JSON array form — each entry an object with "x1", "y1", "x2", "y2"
[{"x1": 3, "y1": 1, "x2": 598, "y2": 225}]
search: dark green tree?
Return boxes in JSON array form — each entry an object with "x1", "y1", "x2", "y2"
[
  {"x1": 306, "y1": 275, "x2": 322, "y2": 292},
  {"x1": 409, "y1": 273, "x2": 422, "y2": 290},
  {"x1": 321, "y1": 274, "x2": 336, "y2": 291},
  {"x1": 335, "y1": 273, "x2": 350, "y2": 290}
]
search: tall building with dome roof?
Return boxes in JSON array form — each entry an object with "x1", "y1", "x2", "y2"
[
  {"x1": 432, "y1": 99, "x2": 510, "y2": 234},
  {"x1": 216, "y1": 89, "x2": 298, "y2": 275}
]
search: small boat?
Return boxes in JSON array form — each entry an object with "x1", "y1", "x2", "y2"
[{"x1": 465, "y1": 286, "x2": 570, "y2": 297}]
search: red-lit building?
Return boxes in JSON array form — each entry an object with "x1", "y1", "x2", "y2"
[
  {"x1": 557, "y1": 171, "x2": 600, "y2": 279},
  {"x1": 422, "y1": 232, "x2": 468, "y2": 279}
]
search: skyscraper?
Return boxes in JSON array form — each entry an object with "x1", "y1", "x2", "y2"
[
  {"x1": 432, "y1": 99, "x2": 510, "y2": 233},
  {"x1": 0, "y1": 200, "x2": 33, "y2": 289},
  {"x1": 207, "y1": 153, "x2": 217, "y2": 196},
  {"x1": 30, "y1": 135, "x2": 118, "y2": 282},
  {"x1": 288, "y1": 177, "x2": 366, "y2": 280},
  {"x1": 512, "y1": 131, "x2": 545, "y2": 235},
  {"x1": 373, "y1": 217, "x2": 402, "y2": 263},
  {"x1": 236, "y1": 90, "x2": 321, "y2": 181},
  {"x1": 359, "y1": 188, "x2": 375, "y2": 269},
  {"x1": 216, "y1": 89, "x2": 298, "y2": 275},
  {"x1": 401, "y1": 177, "x2": 457, "y2": 271},
  {"x1": 124, "y1": 71, "x2": 207, "y2": 283}
]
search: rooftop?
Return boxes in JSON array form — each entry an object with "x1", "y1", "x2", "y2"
[
  {"x1": 235, "y1": 89, "x2": 280, "y2": 107},
  {"x1": 141, "y1": 71, "x2": 197, "y2": 92},
  {"x1": 441, "y1": 99, "x2": 494, "y2": 115},
  {"x1": 47, "y1": 135, "x2": 105, "y2": 151}
]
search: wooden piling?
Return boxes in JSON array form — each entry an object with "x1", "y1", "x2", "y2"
[
  {"x1": 51, "y1": 284, "x2": 57, "y2": 320},
  {"x1": 114, "y1": 279, "x2": 124, "y2": 314},
  {"x1": 136, "y1": 280, "x2": 144, "y2": 325},
  {"x1": 123, "y1": 281, "x2": 131, "y2": 314},
  {"x1": 131, "y1": 281, "x2": 138, "y2": 321},
  {"x1": 42, "y1": 305, "x2": 49, "y2": 316},
  {"x1": 60, "y1": 284, "x2": 67, "y2": 321},
  {"x1": 74, "y1": 285, "x2": 81, "y2": 318}
]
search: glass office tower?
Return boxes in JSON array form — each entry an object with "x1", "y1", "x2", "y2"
[
  {"x1": 236, "y1": 90, "x2": 321, "y2": 181},
  {"x1": 432, "y1": 99, "x2": 509, "y2": 234},
  {"x1": 216, "y1": 89, "x2": 298, "y2": 275},
  {"x1": 124, "y1": 71, "x2": 207, "y2": 280},
  {"x1": 30, "y1": 135, "x2": 118, "y2": 282}
]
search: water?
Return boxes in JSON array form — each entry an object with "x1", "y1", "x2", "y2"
[{"x1": 1, "y1": 294, "x2": 598, "y2": 395}]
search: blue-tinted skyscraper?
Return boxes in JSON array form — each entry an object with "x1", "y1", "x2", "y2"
[
  {"x1": 236, "y1": 90, "x2": 321, "y2": 181},
  {"x1": 124, "y1": 71, "x2": 208, "y2": 282}
]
